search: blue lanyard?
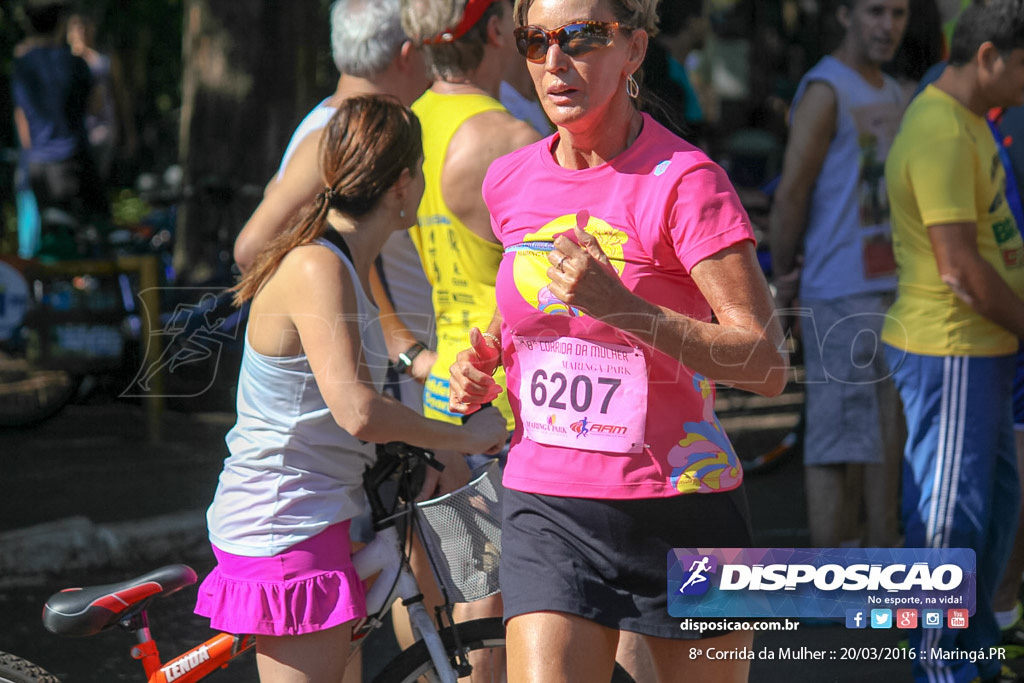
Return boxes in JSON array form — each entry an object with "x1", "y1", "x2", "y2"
[
  {"x1": 504, "y1": 241, "x2": 556, "y2": 254},
  {"x1": 987, "y1": 116, "x2": 1024, "y2": 235}
]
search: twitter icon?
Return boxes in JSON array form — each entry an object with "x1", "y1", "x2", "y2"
[{"x1": 871, "y1": 609, "x2": 893, "y2": 629}]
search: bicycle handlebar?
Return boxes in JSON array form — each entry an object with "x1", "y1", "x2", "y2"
[{"x1": 364, "y1": 442, "x2": 444, "y2": 532}]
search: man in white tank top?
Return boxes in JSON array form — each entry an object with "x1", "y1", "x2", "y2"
[
  {"x1": 769, "y1": 0, "x2": 910, "y2": 550},
  {"x1": 233, "y1": 0, "x2": 436, "y2": 409}
]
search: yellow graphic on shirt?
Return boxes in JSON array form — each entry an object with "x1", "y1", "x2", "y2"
[
  {"x1": 512, "y1": 214, "x2": 629, "y2": 315},
  {"x1": 668, "y1": 375, "x2": 742, "y2": 494}
]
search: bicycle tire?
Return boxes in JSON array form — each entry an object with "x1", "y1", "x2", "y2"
[
  {"x1": 371, "y1": 617, "x2": 635, "y2": 683},
  {"x1": 0, "y1": 652, "x2": 61, "y2": 683},
  {"x1": 0, "y1": 355, "x2": 79, "y2": 428}
]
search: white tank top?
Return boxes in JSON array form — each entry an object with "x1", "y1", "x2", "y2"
[
  {"x1": 275, "y1": 99, "x2": 337, "y2": 181},
  {"x1": 207, "y1": 238, "x2": 387, "y2": 556}
]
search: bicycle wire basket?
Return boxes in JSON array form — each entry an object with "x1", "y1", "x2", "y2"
[{"x1": 414, "y1": 460, "x2": 503, "y2": 603}]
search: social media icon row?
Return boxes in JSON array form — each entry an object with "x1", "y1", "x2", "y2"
[{"x1": 845, "y1": 609, "x2": 969, "y2": 629}]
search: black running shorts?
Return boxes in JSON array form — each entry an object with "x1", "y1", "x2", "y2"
[{"x1": 499, "y1": 486, "x2": 753, "y2": 639}]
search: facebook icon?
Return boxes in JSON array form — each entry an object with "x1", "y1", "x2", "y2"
[{"x1": 846, "y1": 609, "x2": 867, "y2": 629}]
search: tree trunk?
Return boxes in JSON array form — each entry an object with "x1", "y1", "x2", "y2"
[{"x1": 175, "y1": 0, "x2": 326, "y2": 284}]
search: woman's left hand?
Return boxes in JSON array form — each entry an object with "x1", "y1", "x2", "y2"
[{"x1": 547, "y1": 226, "x2": 634, "y2": 319}]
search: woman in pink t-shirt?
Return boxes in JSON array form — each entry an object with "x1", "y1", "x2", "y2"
[{"x1": 448, "y1": 0, "x2": 787, "y2": 681}]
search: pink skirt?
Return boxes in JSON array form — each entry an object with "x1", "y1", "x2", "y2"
[{"x1": 194, "y1": 521, "x2": 366, "y2": 636}]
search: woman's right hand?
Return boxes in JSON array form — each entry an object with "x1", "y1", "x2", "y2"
[
  {"x1": 415, "y1": 449, "x2": 473, "y2": 502},
  {"x1": 459, "y1": 405, "x2": 508, "y2": 455},
  {"x1": 448, "y1": 327, "x2": 503, "y2": 415}
]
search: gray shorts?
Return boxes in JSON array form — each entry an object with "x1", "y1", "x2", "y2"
[{"x1": 799, "y1": 293, "x2": 900, "y2": 466}]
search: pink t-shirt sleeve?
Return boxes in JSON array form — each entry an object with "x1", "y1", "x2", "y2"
[
  {"x1": 664, "y1": 162, "x2": 755, "y2": 272},
  {"x1": 482, "y1": 148, "x2": 523, "y2": 245}
]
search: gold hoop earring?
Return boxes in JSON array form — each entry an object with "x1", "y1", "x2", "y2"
[{"x1": 626, "y1": 73, "x2": 639, "y2": 99}]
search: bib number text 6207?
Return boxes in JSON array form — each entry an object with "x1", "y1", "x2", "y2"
[{"x1": 528, "y1": 370, "x2": 620, "y2": 414}]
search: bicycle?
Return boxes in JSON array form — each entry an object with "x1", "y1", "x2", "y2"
[
  {"x1": 0, "y1": 441, "x2": 634, "y2": 683},
  {"x1": 0, "y1": 167, "x2": 180, "y2": 429},
  {"x1": 0, "y1": 157, "x2": 260, "y2": 430},
  {"x1": 0, "y1": 253, "x2": 129, "y2": 428}
]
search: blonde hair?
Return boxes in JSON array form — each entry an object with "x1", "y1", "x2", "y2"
[
  {"x1": 512, "y1": 0, "x2": 660, "y2": 36},
  {"x1": 402, "y1": 0, "x2": 508, "y2": 79}
]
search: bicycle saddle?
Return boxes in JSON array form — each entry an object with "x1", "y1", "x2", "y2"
[{"x1": 43, "y1": 564, "x2": 198, "y2": 637}]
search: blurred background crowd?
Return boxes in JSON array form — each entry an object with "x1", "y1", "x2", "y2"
[{"x1": 0, "y1": 0, "x2": 963, "y2": 278}]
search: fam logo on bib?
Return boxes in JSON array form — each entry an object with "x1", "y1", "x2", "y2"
[{"x1": 570, "y1": 416, "x2": 630, "y2": 439}]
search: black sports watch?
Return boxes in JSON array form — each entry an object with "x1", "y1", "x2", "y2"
[{"x1": 393, "y1": 341, "x2": 427, "y2": 374}]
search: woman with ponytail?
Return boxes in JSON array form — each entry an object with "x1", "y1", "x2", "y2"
[{"x1": 194, "y1": 95, "x2": 508, "y2": 683}]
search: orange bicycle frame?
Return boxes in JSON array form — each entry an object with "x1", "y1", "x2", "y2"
[{"x1": 131, "y1": 631, "x2": 255, "y2": 683}]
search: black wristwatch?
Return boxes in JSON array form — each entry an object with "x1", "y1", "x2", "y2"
[{"x1": 393, "y1": 342, "x2": 427, "y2": 374}]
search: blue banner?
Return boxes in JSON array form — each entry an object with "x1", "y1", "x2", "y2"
[{"x1": 668, "y1": 548, "x2": 976, "y2": 619}]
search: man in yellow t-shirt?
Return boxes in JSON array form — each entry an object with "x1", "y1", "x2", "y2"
[{"x1": 882, "y1": 3, "x2": 1024, "y2": 681}]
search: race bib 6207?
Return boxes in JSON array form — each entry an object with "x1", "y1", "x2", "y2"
[{"x1": 514, "y1": 336, "x2": 647, "y2": 453}]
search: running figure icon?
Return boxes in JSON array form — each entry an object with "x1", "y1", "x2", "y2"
[
  {"x1": 678, "y1": 556, "x2": 712, "y2": 594},
  {"x1": 127, "y1": 292, "x2": 238, "y2": 396},
  {"x1": 575, "y1": 416, "x2": 590, "y2": 438}
]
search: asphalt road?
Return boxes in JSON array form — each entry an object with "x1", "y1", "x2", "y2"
[{"x1": 0, "y1": 385, "x2": 1012, "y2": 682}]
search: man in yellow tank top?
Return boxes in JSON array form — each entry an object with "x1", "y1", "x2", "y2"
[
  {"x1": 402, "y1": 0, "x2": 540, "y2": 432},
  {"x1": 397, "y1": 0, "x2": 539, "y2": 675}
]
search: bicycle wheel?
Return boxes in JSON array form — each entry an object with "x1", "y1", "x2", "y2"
[
  {"x1": 0, "y1": 652, "x2": 61, "y2": 683},
  {"x1": 371, "y1": 617, "x2": 635, "y2": 683},
  {"x1": 0, "y1": 354, "x2": 79, "y2": 428}
]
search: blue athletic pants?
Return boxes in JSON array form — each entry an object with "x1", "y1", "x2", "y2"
[{"x1": 885, "y1": 348, "x2": 1019, "y2": 683}]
